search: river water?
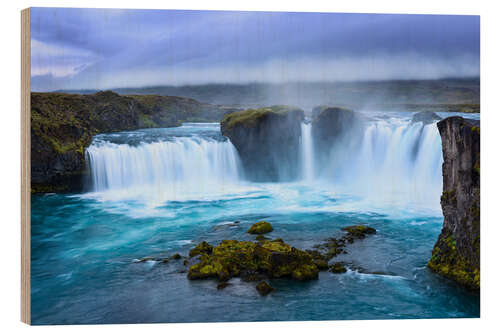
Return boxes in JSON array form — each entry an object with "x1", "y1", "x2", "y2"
[{"x1": 30, "y1": 112, "x2": 480, "y2": 324}]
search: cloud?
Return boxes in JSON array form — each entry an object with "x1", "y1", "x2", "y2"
[
  {"x1": 31, "y1": 39, "x2": 98, "y2": 78},
  {"x1": 29, "y1": 8, "x2": 480, "y2": 91}
]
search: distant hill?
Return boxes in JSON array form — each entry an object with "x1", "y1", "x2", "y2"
[{"x1": 53, "y1": 78, "x2": 480, "y2": 111}]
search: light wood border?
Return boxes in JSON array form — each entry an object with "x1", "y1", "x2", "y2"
[{"x1": 21, "y1": 7, "x2": 31, "y2": 325}]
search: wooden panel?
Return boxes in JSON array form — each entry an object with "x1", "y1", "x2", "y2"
[{"x1": 21, "y1": 7, "x2": 31, "y2": 325}]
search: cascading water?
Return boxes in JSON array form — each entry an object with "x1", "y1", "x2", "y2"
[
  {"x1": 85, "y1": 124, "x2": 243, "y2": 203},
  {"x1": 316, "y1": 116, "x2": 444, "y2": 211},
  {"x1": 300, "y1": 122, "x2": 315, "y2": 182}
]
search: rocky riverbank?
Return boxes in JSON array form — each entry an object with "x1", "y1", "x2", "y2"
[
  {"x1": 31, "y1": 91, "x2": 240, "y2": 193},
  {"x1": 428, "y1": 116, "x2": 480, "y2": 290}
]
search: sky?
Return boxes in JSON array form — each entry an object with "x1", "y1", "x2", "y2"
[{"x1": 30, "y1": 8, "x2": 480, "y2": 92}]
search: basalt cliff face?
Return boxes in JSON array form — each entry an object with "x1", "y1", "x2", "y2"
[
  {"x1": 428, "y1": 116, "x2": 480, "y2": 290},
  {"x1": 311, "y1": 107, "x2": 363, "y2": 166},
  {"x1": 31, "y1": 91, "x2": 238, "y2": 193},
  {"x1": 220, "y1": 106, "x2": 305, "y2": 181}
]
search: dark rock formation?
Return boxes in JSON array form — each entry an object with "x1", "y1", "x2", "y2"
[
  {"x1": 217, "y1": 282, "x2": 231, "y2": 290},
  {"x1": 428, "y1": 116, "x2": 480, "y2": 290},
  {"x1": 329, "y1": 262, "x2": 347, "y2": 274},
  {"x1": 248, "y1": 221, "x2": 273, "y2": 235},
  {"x1": 312, "y1": 107, "x2": 360, "y2": 142},
  {"x1": 311, "y1": 107, "x2": 363, "y2": 169},
  {"x1": 312, "y1": 225, "x2": 376, "y2": 260},
  {"x1": 256, "y1": 281, "x2": 274, "y2": 296},
  {"x1": 411, "y1": 111, "x2": 442, "y2": 124},
  {"x1": 220, "y1": 105, "x2": 305, "y2": 181},
  {"x1": 312, "y1": 105, "x2": 329, "y2": 118},
  {"x1": 30, "y1": 91, "x2": 238, "y2": 193}
]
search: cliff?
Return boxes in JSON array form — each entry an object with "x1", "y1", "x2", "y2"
[
  {"x1": 311, "y1": 107, "x2": 363, "y2": 168},
  {"x1": 428, "y1": 116, "x2": 480, "y2": 290},
  {"x1": 220, "y1": 106, "x2": 304, "y2": 181},
  {"x1": 31, "y1": 91, "x2": 238, "y2": 193}
]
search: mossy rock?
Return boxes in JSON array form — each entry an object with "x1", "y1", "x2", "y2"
[
  {"x1": 171, "y1": 253, "x2": 182, "y2": 260},
  {"x1": 221, "y1": 105, "x2": 302, "y2": 131},
  {"x1": 248, "y1": 221, "x2": 273, "y2": 235},
  {"x1": 256, "y1": 281, "x2": 274, "y2": 296},
  {"x1": 428, "y1": 231, "x2": 479, "y2": 290},
  {"x1": 341, "y1": 225, "x2": 376, "y2": 239},
  {"x1": 329, "y1": 262, "x2": 347, "y2": 274},
  {"x1": 313, "y1": 259, "x2": 329, "y2": 271},
  {"x1": 187, "y1": 238, "x2": 318, "y2": 282},
  {"x1": 189, "y1": 241, "x2": 213, "y2": 258},
  {"x1": 292, "y1": 264, "x2": 319, "y2": 280}
]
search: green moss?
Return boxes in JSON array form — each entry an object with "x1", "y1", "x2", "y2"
[
  {"x1": 187, "y1": 238, "x2": 318, "y2": 282},
  {"x1": 473, "y1": 159, "x2": 480, "y2": 175},
  {"x1": 428, "y1": 231, "x2": 479, "y2": 291},
  {"x1": 248, "y1": 221, "x2": 274, "y2": 234},
  {"x1": 292, "y1": 264, "x2": 319, "y2": 281},
  {"x1": 441, "y1": 190, "x2": 457, "y2": 205},
  {"x1": 138, "y1": 113, "x2": 158, "y2": 128},
  {"x1": 341, "y1": 225, "x2": 376, "y2": 238},
  {"x1": 188, "y1": 241, "x2": 213, "y2": 257},
  {"x1": 312, "y1": 259, "x2": 329, "y2": 271},
  {"x1": 221, "y1": 105, "x2": 301, "y2": 130}
]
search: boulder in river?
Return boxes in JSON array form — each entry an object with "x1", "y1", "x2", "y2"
[
  {"x1": 256, "y1": 281, "x2": 274, "y2": 296},
  {"x1": 329, "y1": 262, "x2": 347, "y2": 274},
  {"x1": 248, "y1": 221, "x2": 273, "y2": 235},
  {"x1": 341, "y1": 225, "x2": 377, "y2": 239}
]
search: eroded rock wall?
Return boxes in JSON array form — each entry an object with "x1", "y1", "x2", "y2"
[{"x1": 428, "y1": 116, "x2": 480, "y2": 290}]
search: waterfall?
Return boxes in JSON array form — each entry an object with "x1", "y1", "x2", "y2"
[
  {"x1": 84, "y1": 118, "x2": 443, "y2": 210},
  {"x1": 300, "y1": 122, "x2": 315, "y2": 181},
  {"x1": 86, "y1": 136, "x2": 243, "y2": 200},
  {"x1": 319, "y1": 119, "x2": 444, "y2": 209}
]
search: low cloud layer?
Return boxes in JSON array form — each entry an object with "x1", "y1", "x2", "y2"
[{"x1": 30, "y1": 8, "x2": 480, "y2": 91}]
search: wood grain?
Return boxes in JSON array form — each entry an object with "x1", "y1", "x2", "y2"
[{"x1": 21, "y1": 7, "x2": 31, "y2": 325}]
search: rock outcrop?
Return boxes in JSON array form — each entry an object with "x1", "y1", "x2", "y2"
[
  {"x1": 428, "y1": 116, "x2": 480, "y2": 290},
  {"x1": 411, "y1": 111, "x2": 442, "y2": 124},
  {"x1": 187, "y1": 239, "x2": 319, "y2": 282},
  {"x1": 220, "y1": 106, "x2": 305, "y2": 181},
  {"x1": 311, "y1": 107, "x2": 361, "y2": 144},
  {"x1": 310, "y1": 107, "x2": 363, "y2": 169},
  {"x1": 247, "y1": 221, "x2": 273, "y2": 234},
  {"x1": 30, "y1": 91, "x2": 238, "y2": 193}
]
